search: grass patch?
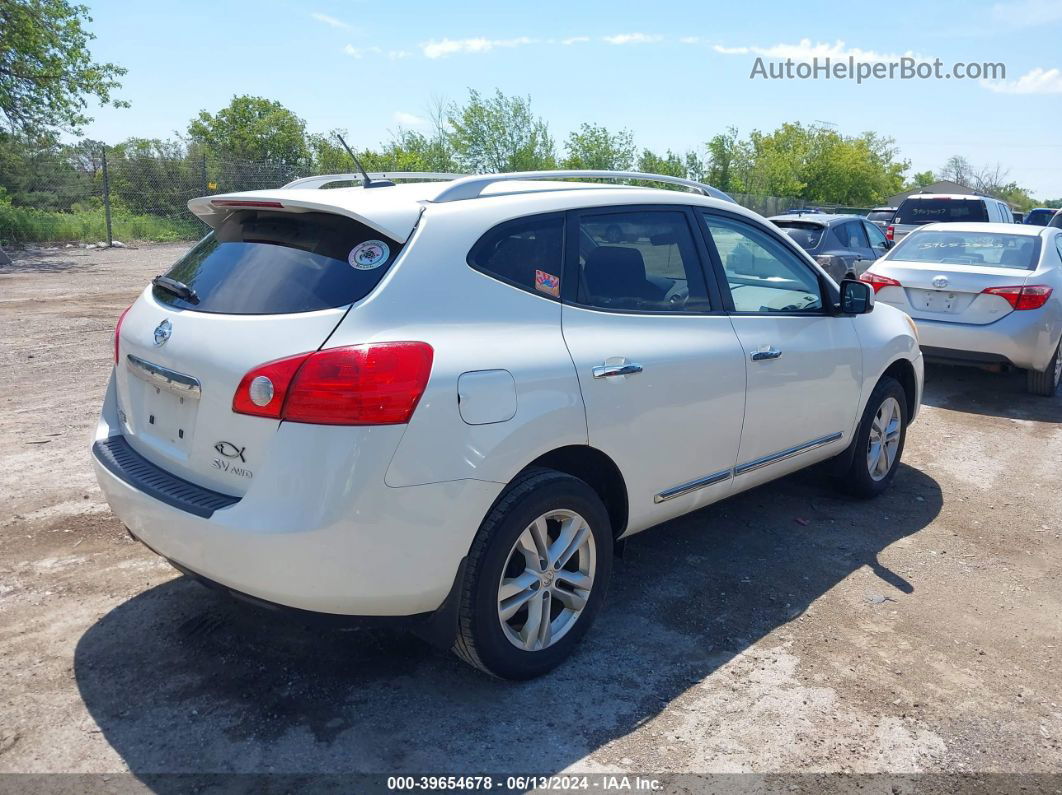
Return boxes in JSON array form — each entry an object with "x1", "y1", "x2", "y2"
[{"x1": 0, "y1": 205, "x2": 202, "y2": 245}]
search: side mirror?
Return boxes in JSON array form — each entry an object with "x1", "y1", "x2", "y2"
[{"x1": 839, "y1": 279, "x2": 874, "y2": 314}]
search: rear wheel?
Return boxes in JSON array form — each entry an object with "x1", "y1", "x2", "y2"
[
  {"x1": 1026, "y1": 341, "x2": 1061, "y2": 397},
  {"x1": 452, "y1": 468, "x2": 613, "y2": 679},
  {"x1": 837, "y1": 376, "x2": 907, "y2": 498}
]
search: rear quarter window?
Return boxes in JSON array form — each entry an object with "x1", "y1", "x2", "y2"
[
  {"x1": 153, "y1": 210, "x2": 402, "y2": 314},
  {"x1": 466, "y1": 214, "x2": 564, "y2": 298}
]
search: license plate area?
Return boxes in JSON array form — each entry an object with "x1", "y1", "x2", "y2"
[
  {"x1": 124, "y1": 355, "x2": 201, "y2": 455},
  {"x1": 909, "y1": 288, "x2": 959, "y2": 313}
]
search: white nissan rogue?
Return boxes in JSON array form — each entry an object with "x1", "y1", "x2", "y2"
[{"x1": 93, "y1": 171, "x2": 923, "y2": 679}]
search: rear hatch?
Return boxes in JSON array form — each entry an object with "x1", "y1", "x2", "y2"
[
  {"x1": 114, "y1": 205, "x2": 407, "y2": 495},
  {"x1": 874, "y1": 228, "x2": 1041, "y2": 325}
]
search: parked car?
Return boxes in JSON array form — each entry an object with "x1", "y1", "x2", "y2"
[
  {"x1": 866, "y1": 207, "x2": 897, "y2": 233},
  {"x1": 1048, "y1": 210, "x2": 1062, "y2": 229},
  {"x1": 769, "y1": 213, "x2": 892, "y2": 283},
  {"x1": 93, "y1": 170, "x2": 923, "y2": 679},
  {"x1": 888, "y1": 194, "x2": 1015, "y2": 244},
  {"x1": 861, "y1": 222, "x2": 1062, "y2": 396},
  {"x1": 1024, "y1": 208, "x2": 1059, "y2": 227}
]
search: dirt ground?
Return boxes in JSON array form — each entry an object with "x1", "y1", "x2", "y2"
[{"x1": 1, "y1": 244, "x2": 1060, "y2": 787}]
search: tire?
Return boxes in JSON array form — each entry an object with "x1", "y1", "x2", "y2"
[
  {"x1": 1026, "y1": 340, "x2": 1061, "y2": 397},
  {"x1": 837, "y1": 376, "x2": 908, "y2": 499},
  {"x1": 452, "y1": 467, "x2": 613, "y2": 680}
]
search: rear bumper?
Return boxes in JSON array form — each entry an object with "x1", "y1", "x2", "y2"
[
  {"x1": 93, "y1": 374, "x2": 503, "y2": 617},
  {"x1": 906, "y1": 311, "x2": 1059, "y2": 372}
]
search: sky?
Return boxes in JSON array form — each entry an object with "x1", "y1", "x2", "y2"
[{"x1": 76, "y1": 0, "x2": 1062, "y2": 199}]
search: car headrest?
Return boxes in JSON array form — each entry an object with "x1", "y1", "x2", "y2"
[{"x1": 584, "y1": 246, "x2": 648, "y2": 299}]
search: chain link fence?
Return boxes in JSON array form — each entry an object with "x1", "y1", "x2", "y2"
[{"x1": 0, "y1": 146, "x2": 871, "y2": 247}]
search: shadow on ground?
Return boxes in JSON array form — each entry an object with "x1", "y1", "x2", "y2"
[
  {"x1": 0, "y1": 254, "x2": 88, "y2": 274},
  {"x1": 75, "y1": 462, "x2": 941, "y2": 779},
  {"x1": 921, "y1": 362, "x2": 1062, "y2": 423}
]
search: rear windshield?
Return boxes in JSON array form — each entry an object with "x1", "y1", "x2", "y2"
[
  {"x1": 888, "y1": 230, "x2": 1041, "y2": 269},
  {"x1": 866, "y1": 210, "x2": 894, "y2": 222},
  {"x1": 895, "y1": 198, "x2": 988, "y2": 225},
  {"x1": 771, "y1": 221, "x2": 824, "y2": 250},
  {"x1": 153, "y1": 211, "x2": 401, "y2": 314}
]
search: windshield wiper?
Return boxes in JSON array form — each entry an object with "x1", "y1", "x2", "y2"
[{"x1": 152, "y1": 275, "x2": 199, "y2": 304}]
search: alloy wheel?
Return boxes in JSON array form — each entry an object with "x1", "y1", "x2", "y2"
[
  {"x1": 497, "y1": 509, "x2": 596, "y2": 651},
  {"x1": 867, "y1": 396, "x2": 902, "y2": 482}
]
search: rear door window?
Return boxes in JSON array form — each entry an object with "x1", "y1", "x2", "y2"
[
  {"x1": 843, "y1": 221, "x2": 870, "y2": 249},
  {"x1": 895, "y1": 198, "x2": 989, "y2": 225},
  {"x1": 153, "y1": 211, "x2": 402, "y2": 314},
  {"x1": 574, "y1": 209, "x2": 709, "y2": 312}
]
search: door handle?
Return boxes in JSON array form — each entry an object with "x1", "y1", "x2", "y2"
[
  {"x1": 750, "y1": 346, "x2": 783, "y2": 361},
  {"x1": 592, "y1": 363, "x2": 643, "y2": 378}
]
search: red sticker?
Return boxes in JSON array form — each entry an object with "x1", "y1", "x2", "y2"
[{"x1": 535, "y1": 269, "x2": 560, "y2": 297}]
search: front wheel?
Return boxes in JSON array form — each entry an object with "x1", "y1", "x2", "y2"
[
  {"x1": 837, "y1": 376, "x2": 908, "y2": 498},
  {"x1": 452, "y1": 468, "x2": 613, "y2": 679},
  {"x1": 1026, "y1": 341, "x2": 1061, "y2": 397}
]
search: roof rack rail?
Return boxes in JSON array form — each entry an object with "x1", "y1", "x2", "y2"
[
  {"x1": 282, "y1": 172, "x2": 467, "y2": 190},
  {"x1": 430, "y1": 170, "x2": 735, "y2": 203}
]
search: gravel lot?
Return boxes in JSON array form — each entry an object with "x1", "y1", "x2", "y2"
[{"x1": 1, "y1": 244, "x2": 1061, "y2": 785}]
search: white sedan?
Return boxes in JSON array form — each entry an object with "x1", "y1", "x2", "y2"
[{"x1": 861, "y1": 222, "x2": 1062, "y2": 396}]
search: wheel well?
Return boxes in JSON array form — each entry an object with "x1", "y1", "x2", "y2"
[
  {"x1": 527, "y1": 446, "x2": 628, "y2": 538},
  {"x1": 882, "y1": 358, "x2": 917, "y2": 419}
]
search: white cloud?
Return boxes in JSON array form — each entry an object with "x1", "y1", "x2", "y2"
[
  {"x1": 712, "y1": 38, "x2": 928, "y2": 64},
  {"x1": 603, "y1": 33, "x2": 663, "y2": 45},
  {"x1": 561, "y1": 36, "x2": 590, "y2": 45},
  {"x1": 311, "y1": 12, "x2": 351, "y2": 30},
  {"x1": 343, "y1": 44, "x2": 409, "y2": 60},
  {"x1": 679, "y1": 36, "x2": 701, "y2": 45},
  {"x1": 982, "y1": 66, "x2": 1062, "y2": 94},
  {"x1": 393, "y1": 111, "x2": 427, "y2": 126},
  {"x1": 343, "y1": 44, "x2": 382, "y2": 59},
  {"x1": 420, "y1": 36, "x2": 536, "y2": 58},
  {"x1": 990, "y1": 0, "x2": 1062, "y2": 27}
]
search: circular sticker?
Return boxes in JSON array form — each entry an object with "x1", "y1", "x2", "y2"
[{"x1": 349, "y1": 240, "x2": 390, "y2": 270}]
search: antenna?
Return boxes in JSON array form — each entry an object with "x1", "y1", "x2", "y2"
[{"x1": 335, "y1": 134, "x2": 394, "y2": 188}]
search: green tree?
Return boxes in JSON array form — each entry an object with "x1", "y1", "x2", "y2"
[
  {"x1": 909, "y1": 170, "x2": 935, "y2": 189},
  {"x1": 447, "y1": 89, "x2": 555, "y2": 173},
  {"x1": 562, "y1": 123, "x2": 635, "y2": 171},
  {"x1": 187, "y1": 95, "x2": 310, "y2": 168},
  {"x1": 636, "y1": 148, "x2": 686, "y2": 178},
  {"x1": 705, "y1": 127, "x2": 750, "y2": 193},
  {"x1": 0, "y1": 0, "x2": 127, "y2": 135}
]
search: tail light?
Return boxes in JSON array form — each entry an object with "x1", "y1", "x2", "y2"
[
  {"x1": 885, "y1": 225, "x2": 894, "y2": 241},
  {"x1": 233, "y1": 342, "x2": 434, "y2": 425},
  {"x1": 982, "y1": 284, "x2": 1053, "y2": 311},
  {"x1": 859, "y1": 271, "x2": 902, "y2": 293},
  {"x1": 114, "y1": 305, "x2": 133, "y2": 364}
]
